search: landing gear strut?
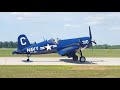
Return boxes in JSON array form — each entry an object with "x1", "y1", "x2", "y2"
[
  {"x1": 27, "y1": 54, "x2": 31, "y2": 62},
  {"x1": 79, "y1": 50, "x2": 86, "y2": 62}
]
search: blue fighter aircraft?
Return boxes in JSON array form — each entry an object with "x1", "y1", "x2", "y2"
[{"x1": 12, "y1": 26, "x2": 96, "y2": 62}]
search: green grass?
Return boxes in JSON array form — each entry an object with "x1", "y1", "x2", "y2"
[
  {"x1": 0, "y1": 48, "x2": 120, "y2": 57},
  {"x1": 0, "y1": 48, "x2": 60, "y2": 57},
  {"x1": 82, "y1": 49, "x2": 120, "y2": 57},
  {"x1": 0, "y1": 65, "x2": 120, "y2": 78}
]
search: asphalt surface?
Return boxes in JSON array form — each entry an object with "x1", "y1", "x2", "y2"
[{"x1": 0, "y1": 57, "x2": 120, "y2": 65}]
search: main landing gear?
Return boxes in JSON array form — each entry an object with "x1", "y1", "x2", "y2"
[
  {"x1": 79, "y1": 50, "x2": 86, "y2": 62},
  {"x1": 73, "y1": 50, "x2": 86, "y2": 62}
]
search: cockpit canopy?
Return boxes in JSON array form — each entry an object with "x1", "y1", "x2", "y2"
[{"x1": 47, "y1": 38, "x2": 61, "y2": 44}]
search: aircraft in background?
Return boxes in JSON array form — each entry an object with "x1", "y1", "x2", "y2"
[{"x1": 12, "y1": 26, "x2": 96, "y2": 62}]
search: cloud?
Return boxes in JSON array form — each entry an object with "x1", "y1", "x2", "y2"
[
  {"x1": 10, "y1": 12, "x2": 33, "y2": 17},
  {"x1": 85, "y1": 16, "x2": 104, "y2": 21},
  {"x1": 64, "y1": 24, "x2": 80, "y2": 28},
  {"x1": 63, "y1": 18, "x2": 73, "y2": 21},
  {"x1": 107, "y1": 13, "x2": 120, "y2": 18},
  {"x1": 111, "y1": 27, "x2": 120, "y2": 31},
  {"x1": 9, "y1": 12, "x2": 59, "y2": 22},
  {"x1": 16, "y1": 17, "x2": 24, "y2": 20},
  {"x1": 10, "y1": 12, "x2": 41, "y2": 21},
  {"x1": 9, "y1": 12, "x2": 81, "y2": 23},
  {"x1": 85, "y1": 16, "x2": 105, "y2": 25},
  {"x1": 86, "y1": 21, "x2": 101, "y2": 25},
  {"x1": 64, "y1": 24, "x2": 71, "y2": 27},
  {"x1": 10, "y1": 12, "x2": 18, "y2": 15}
]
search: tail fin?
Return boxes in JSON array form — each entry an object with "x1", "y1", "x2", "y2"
[{"x1": 18, "y1": 34, "x2": 31, "y2": 50}]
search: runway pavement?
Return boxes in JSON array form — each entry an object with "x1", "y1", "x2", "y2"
[{"x1": 0, "y1": 57, "x2": 120, "y2": 65}]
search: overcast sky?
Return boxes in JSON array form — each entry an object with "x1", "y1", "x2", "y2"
[{"x1": 0, "y1": 12, "x2": 120, "y2": 45}]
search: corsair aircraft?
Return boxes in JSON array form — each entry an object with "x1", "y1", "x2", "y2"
[{"x1": 12, "y1": 26, "x2": 96, "y2": 62}]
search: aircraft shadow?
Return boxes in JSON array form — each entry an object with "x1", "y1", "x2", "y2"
[
  {"x1": 21, "y1": 59, "x2": 105, "y2": 64},
  {"x1": 22, "y1": 60, "x2": 34, "y2": 62},
  {"x1": 22, "y1": 60, "x2": 60, "y2": 63},
  {"x1": 60, "y1": 59, "x2": 96, "y2": 64}
]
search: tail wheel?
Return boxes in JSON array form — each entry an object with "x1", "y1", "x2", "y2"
[
  {"x1": 27, "y1": 59, "x2": 30, "y2": 62},
  {"x1": 73, "y1": 55, "x2": 78, "y2": 61},
  {"x1": 27, "y1": 54, "x2": 31, "y2": 62},
  {"x1": 80, "y1": 56, "x2": 86, "y2": 62}
]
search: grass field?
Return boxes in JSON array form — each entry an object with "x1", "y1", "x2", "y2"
[
  {"x1": 0, "y1": 65, "x2": 120, "y2": 78},
  {"x1": 0, "y1": 48, "x2": 120, "y2": 57}
]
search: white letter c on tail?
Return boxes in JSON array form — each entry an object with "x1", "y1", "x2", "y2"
[{"x1": 20, "y1": 37, "x2": 26, "y2": 45}]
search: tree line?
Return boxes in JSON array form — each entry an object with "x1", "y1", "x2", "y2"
[
  {"x1": 0, "y1": 41, "x2": 18, "y2": 48},
  {"x1": 0, "y1": 41, "x2": 120, "y2": 49},
  {"x1": 92, "y1": 44, "x2": 120, "y2": 49}
]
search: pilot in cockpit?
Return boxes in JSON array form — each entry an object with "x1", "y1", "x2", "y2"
[{"x1": 51, "y1": 38, "x2": 60, "y2": 44}]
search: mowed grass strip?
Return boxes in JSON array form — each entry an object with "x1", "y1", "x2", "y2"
[
  {"x1": 0, "y1": 48, "x2": 120, "y2": 57},
  {"x1": 0, "y1": 65, "x2": 120, "y2": 78},
  {"x1": 0, "y1": 48, "x2": 60, "y2": 57},
  {"x1": 83, "y1": 49, "x2": 120, "y2": 57}
]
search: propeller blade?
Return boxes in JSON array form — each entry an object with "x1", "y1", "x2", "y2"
[
  {"x1": 92, "y1": 40, "x2": 97, "y2": 45},
  {"x1": 89, "y1": 26, "x2": 92, "y2": 40},
  {"x1": 89, "y1": 26, "x2": 94, "y2": 56}
]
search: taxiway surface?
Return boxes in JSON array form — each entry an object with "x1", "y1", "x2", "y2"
[{"x1": 0, "y1": 57, "x2": 120, "y2": 65}]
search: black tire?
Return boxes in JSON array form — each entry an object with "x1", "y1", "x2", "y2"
[
  {"x1": 73, "y1": 55, "x2": 78, "y2": 61},
  {"x1": 27, "y1": 59, "x2": 30, "y2": 62},
  {"x1": 80, "y1": 56, "x2": 86, "y2": 62}
]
